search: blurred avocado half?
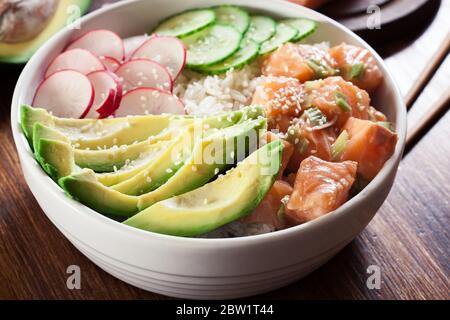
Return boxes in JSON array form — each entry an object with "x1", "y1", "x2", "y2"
[{"x1": 0, "y1": 0, "x2": 91, "y2": 64}]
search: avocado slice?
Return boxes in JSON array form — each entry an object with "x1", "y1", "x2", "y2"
[
  {"x1": 35, "y1": 132, "x2": 173, "y2": 186},
  {"x1": 136, "y1": 118, "x2": 267, "y2": 210},
  {"x1": 59, "y1": 119, "x2": 267, "y2": 217},
  {"x1": 32, "y1": 105, "x2": 263, "y2": 181},
  {"x1": 123, "y1": 140, "x2": 283, "y2": 237},
  {"x1": 21, "y1": 105, "x2": 187, "y2": 150},
  {"x1": 33, "y1": 122, "x2": 172, "y2": 173},
  {"x1": 34, "y1": 122, "x2": 189, "y2": 189},
  {"x1": 21, "y1": 105, "x2": 264, "y2": 150},
  {"x1": 36, "y1": 138, "x2": 78, "y2": 180},
  {"x1": 60, "y1": 169, "x2": 140, "y2": 216},
  {"x1": 0, "y1": 0, "x2": 92, "y2": 63}
]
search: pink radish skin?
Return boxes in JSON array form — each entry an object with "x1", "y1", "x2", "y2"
[
  {"x1": 45, "y1": 48, "x2": 105, "y2": 78},
  {"x1": 33, "y1": 70, "x2": 94, "y2": 119},
  {"x1": 85, "y1": 71, "x2": 121, "y2": 118},
  {"x1": 115, "y1": 87, "x2": 185, "y2": 117},
  {"x1": 131, "y1": 36, "x2": 186, "y2": 80},
  {"x1": 66, "y1": 29, "x2": 125, "y2": 61},
  {"x1": 100, "y1": 56, "x2": 121, "y2": 72},
  {"x1": 124, "y1": 34, "x2": 150, "y2": 60},
  {"x1": 97, "y1": 72, "x2": 123, "y2": 118},
  {"x1": 83, "y1": 89, "x2": 115, "y2": 119},
  {"x1": 115, "y1": 59, "x2": 173, "y2": 93}
]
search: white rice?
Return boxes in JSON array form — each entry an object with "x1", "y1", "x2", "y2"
[{"x1": 173, "y1": 62, "x2": 262, "y2": 116}]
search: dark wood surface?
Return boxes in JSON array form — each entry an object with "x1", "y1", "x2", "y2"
[{"x1": 0, "y1": 0, "x2": 449, "y2": 300}]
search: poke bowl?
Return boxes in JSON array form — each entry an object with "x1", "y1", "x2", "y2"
[{"x1": 11, "y1": 0, "x2": 406, "y2": 299}]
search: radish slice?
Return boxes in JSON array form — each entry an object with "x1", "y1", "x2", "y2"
[
  {"x1": 33, "y1": 70, "x2": 94, "y2": 119},
  {"x1": 115, "y1": 59, "x2": 173, "y2": 93},
  {"x1": 99, "y1": 56, "x2": 121, "y2": 72},
  {"x1": 83, "y1": 89, "x2": 115, "y2": 119},
  {"x1": 131, "y1": 36, "x2": 186, "y2": 80},
  {"x1": 66, "y1": 29, "x2": 125, "y2": 61},
  {"x1": 124, "y1": 34, "x2": 150, "y2": 60},
  {"x1": 97, "y1": 72, "x2": 123, "y2": 118},
  {"x1": 45, "y1": 48, "x2": 105, "y2": 78},
  {"x1": 84, "y1": 71, "x2": 121, "y2": 118},
  {"x1": 115, "y1": 88, "x2": 185, "y2": 117}
]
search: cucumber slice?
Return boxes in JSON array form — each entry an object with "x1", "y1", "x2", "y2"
[
  {"x1": 182, "y1": 24, "x2": 242, "y2": 68},
  {"x1": 259, "y1": 22, "x2": 298, "y2": 55},
  {"x1": 153, "y1": 9, "x2": 215, "y2": 38},
  {"x1": 281, "y1": 18, "x2": 317, "y2": 41},
  {"x1": 213, "y1": 5, "x2": 250, "y2": 34},
  {"x1": 244, "y1": 15, "x2": 276, "y2": 44},
  {"x1": 196, "y1": 39, "x2": 260, "y2": 74}
]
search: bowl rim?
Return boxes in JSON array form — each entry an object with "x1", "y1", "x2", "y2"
[{"x1": 10, "y1": 0, "x2": 407, "y2": 247}]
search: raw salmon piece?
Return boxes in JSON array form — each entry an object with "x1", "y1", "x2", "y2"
[
  {"x1": 285, "y1": 119, "x2": 336, "y2": 173},
  {"x1": 286, "y1": 156, "x2": 357, "y2": 224},
  {"x1": 241, "y1": 180, "x2": 293, "y2": 230},
  {"x1": 266, "y1": 132, "x2": 294, "y2": 178},
  {"x1": 302, "y1": 76, "x2": 370, "y2": 129},
  {"x1": 252, "y1": 76, "x2": 303, "y2": 132},
  {"x1": 329, "y1": 43, "x2": 383, "y2": 93},
  {"x1": 339, "y1": 117, "x2": 397, "y2": 180},
  {"x1": 262, "y1": 43, "x2": 336, "y2": 82}
]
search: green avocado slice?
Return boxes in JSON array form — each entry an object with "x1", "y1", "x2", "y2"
[
  {"x1": 123, "y1": 140, "x2": 283, "y2": 237},
  {"x1": 21, "y1": 104, "x2": 264, "y2": 151},
  {"x1": 32, "y1": 106, "x2": 263, "y2": 184},
  {"x1": 33, "y1": 122, "x2": 172, "y2": 174},
  {"x1": 59, "y1": 118, "x2": 267, "y2": 217},
  {"x1": 136, "y1": 118, "x2": 267, "y2": 210},
  {"x1": 21, "y1": 105, "x2": 187, "y2": 150},
  {"x1": 60, "y1": 169, "x2": 140, "y2": 216}
]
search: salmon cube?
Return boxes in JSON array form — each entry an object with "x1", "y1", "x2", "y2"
[
  {"x1": 262, "y1": 43, "x2": 336, "y2": 82},
  {"x1": 252, "y1": 76, "x2": 303, "y2": 132},
  {"x1": 286, "y1": 156, "x2": 357, "y2": 224},
  {"x1": 329, "y1": 43, "x2": 383, "y2": 93},
  {"x1": 302, "y1": 76, "x2": 370, "y2": 129},
  {"x1": 339, "y1": 117, "x2": 397, "y2": 180}
]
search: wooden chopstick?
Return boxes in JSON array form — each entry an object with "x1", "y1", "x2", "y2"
[
  {"x1": 406, "y1": 88, "x2": 450, "y2": 148},
  {"x1": 404, "y1": 33, "x2": 450, "y2": 109}
]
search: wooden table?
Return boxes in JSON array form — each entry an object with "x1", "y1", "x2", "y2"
[{"x1": 0, "y1": 1, "x2": 448, "y2": 300}]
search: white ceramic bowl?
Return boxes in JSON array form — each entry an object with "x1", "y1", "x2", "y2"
[{"x1": 11, "y1": 0, "x2": 406, "y2": 299}]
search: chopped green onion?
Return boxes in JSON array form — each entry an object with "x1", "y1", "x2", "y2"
[
  {"x1": 305, "y1": 59, "x2": 335, "y2": 78},
  {"x1": 377, "y1": 121, "x2": 395, "y2": 132},
  {"x1": 335, "y1": 91, "x2": 352, "y2": 112},
  {"x1": 304, "y1": 107, "x2": 327, "y2": 126},
  {"x1": 350, "y1": 62, "x2": 366, "y2": 79},
  {"x1": 331, "y1": 129, "x2": 349, "y2": 161}
]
